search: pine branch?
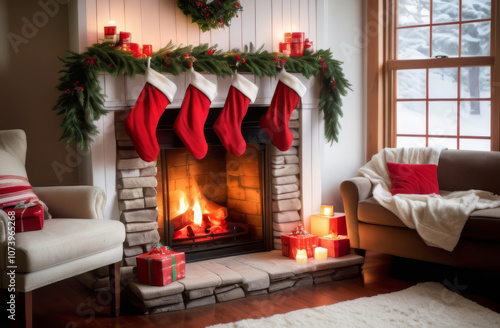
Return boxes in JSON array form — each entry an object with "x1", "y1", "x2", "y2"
[{"x1": 54, "y1": 42, "x2": 351, "y2": 149}]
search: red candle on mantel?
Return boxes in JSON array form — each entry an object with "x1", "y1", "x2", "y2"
[
  {"x1": 104, "y1": 26, "x2": 116, "y2": 36},
  {"x1": 130, "y1": 43, "x2": 142, "y2": 57},
  {"x1": 291, "y1": 32, "x2": 305, "y2": 57},
  {"x1": 143, "y1": 44, "x2": 153, "y2": 57}
]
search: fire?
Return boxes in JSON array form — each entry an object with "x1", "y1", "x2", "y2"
[
  {"x1": 170, "y1": 176, "x2": 229, "y2": 240},
  {"x1": 177, "y1": 192, "x2": 189, "y2": 217},
  {"x1": 193, "y1": 198, "x2": 202, "y2": 226}
]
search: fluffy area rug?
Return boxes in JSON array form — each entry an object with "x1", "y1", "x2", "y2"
[{"x1": 207, "y1": 282, "x2": 500, "y2": 328}]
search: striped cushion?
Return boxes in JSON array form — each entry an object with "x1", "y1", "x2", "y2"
[{"x1": 0, "y1": 175, "x2": 40, "y2": 208}]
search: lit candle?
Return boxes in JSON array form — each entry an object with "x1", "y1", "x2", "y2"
[
  {"x1": 104, "y1": 20, "x2": 117, "y2": 42},
  {"x1": 314, "y1": 247, "x2": 328, "y2": 260},
  {"x1": 143, "y1": 44, "x2": 153, "y2": 57},
  {"x1": 320, "y1": 205, "x2": 334, "y2": 216},
  {"x1": 311, "y1": 214, "x2": 330, "y2": 237},
  {"x1": 295, "y1": 249, "x2": 308, "y2": 264}
]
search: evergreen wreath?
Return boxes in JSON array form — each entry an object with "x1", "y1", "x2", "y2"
[
  {"x1": 53, "y1": 42, "x2": 351, "y2": 150},
  {"x1": 177, "y1": 0, "x2": 243, "y2": 32}
]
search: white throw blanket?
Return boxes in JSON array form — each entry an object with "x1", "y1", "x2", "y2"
[{"x1": 358, "y1": 147, "x2": 500, "y2": 251}]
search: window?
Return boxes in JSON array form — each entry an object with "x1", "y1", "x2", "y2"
[{"x1": 366, "y1": 0, "x2": 498, "y2": 157}]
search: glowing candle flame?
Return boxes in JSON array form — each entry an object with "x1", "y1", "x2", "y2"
[{"x1": 193, "y1": 198, "x2": 202, "y2": 226}]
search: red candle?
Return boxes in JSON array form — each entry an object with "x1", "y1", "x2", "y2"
[
  {"x1": 143, "y1": 44, "x2": 153, "y2": 57},
  {"x1": 119, "y1": 32, "x2": 131, "y2": 43},
  {"x1": 292, "y1": 32, "x2": 304, "y2": 43},
  {"x1": 291, "y1": 32, "x2": 305, "y2": 57},
  {"x1": 279, "y1": 42, "x2": 291, "y2": 57},
  {"x1": 104, "y1": 26, "x2": 117, "y2": 36},
  {"x1": 130, "y1": 43, "x2": 142, "y2": 57},
  {"x1": 284, "y1": 32, "x2": 292, "y2": 43}
]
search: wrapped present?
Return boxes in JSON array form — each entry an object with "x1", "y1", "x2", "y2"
[
  {"x1": 6, "y1": 202, "x2": 44, "y2": 233},
  {"x1": 319, "y1": 235, "x2": 350, "y2": 258},
  {"x1": 137, "y1": 246, "x2": 186, "y2": 286},
  {"x1": 281, "y1": 225, "x2": 318, "y2": 259},
  {"x1": 311, "y1": 212, "x2": 347, "y2": 237},
  {"x1": 330, "y1": 214, "x2": 348, "y2": 236}
]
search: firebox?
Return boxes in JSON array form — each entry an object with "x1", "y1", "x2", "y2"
[{"x1": 155, "y1": 107, "x2": 273, "y2": 261}]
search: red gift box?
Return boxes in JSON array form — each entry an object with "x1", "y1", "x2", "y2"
[
  {"x1": 281, "y1": 234, "x2": 318, "y2": 259},
  {"x1": 6, "y1": 203, "x2": 44, "y2": 233},
  {"x1": 319, "y1": 236, "x2": 350, "y2": 258},
  {"x1": 330, "y1": 214, "x2": 348, "y2": 236},
  {"x1": 137, "y1": 247, "x2": 186, "y2": 286}
]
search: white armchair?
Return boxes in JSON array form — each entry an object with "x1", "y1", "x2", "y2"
[{"x1": 0, "y1": 130, "x2": 126, "y2": 327}]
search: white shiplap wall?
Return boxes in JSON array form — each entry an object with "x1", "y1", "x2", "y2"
[{"x1": 78, "y1": 0, "x2": 317, "y2": 53}]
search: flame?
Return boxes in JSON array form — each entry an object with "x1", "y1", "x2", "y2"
[
  {"x1": 193, "y1": 198, "x2": 203, "y2": 225},
  {"x1": 177, "y1": 192, "x2": 189, "y2": 217}
]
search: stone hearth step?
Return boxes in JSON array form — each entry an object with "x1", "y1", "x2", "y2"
[{"x1": 127, "y1": 250, "x2": 364, "y2": 314}]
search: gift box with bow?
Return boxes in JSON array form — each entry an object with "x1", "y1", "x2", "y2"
[{"x1": 136, "y1": 245, "x2": 186, "y2": 286}]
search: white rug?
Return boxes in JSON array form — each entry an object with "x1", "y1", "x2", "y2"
[{"x1": 207, "y1": 282, "x2": 500, "y2": 328}]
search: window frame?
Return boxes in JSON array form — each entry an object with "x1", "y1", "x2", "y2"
[{"x1": 366, "y1": 0, "x2": 499, "y2": 159}]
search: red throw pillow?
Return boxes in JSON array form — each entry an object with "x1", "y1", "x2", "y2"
[
  {"x1": 0, "y1": 175, "x2": 40, "y2": 208},
  {"x1": 386, "y1": 163, "x2": 440, "y2": 196}
]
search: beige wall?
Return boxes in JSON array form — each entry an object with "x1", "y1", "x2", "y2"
[{"x1": 0, "y1": 0, "x2": 79, "y2": 186}]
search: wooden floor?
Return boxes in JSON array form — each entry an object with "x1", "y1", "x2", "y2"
[{"x1": 4, "y1": 251, "x2": 500, "y2": 328}]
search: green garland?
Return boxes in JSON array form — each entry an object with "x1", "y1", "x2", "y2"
[
  {"x1": 177, "y1": 0, "x2": 243, "y2": 32},
  {"x1": 54, "y1": 42, "x2": 351, "y2": 150}
]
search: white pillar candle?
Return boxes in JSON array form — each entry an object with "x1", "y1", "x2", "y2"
[
  {"x1": 295, "y1": 249, "x2": 308, "y2": 264},
  {"x1": 314, "y1": 247, "x2": 328, "y2": 261}
]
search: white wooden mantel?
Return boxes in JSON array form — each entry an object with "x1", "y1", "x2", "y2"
[{"x1": 69, "y1": 0, "x2": 326, "y2": 231}]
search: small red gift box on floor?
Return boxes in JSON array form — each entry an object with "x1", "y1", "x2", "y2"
[
  {"x1": 281, "y1": 234, "x2": 319, "y2": 259},
  {"x1": 137, "y1": 246, "x2": 186, "y2": 286},
  {"x1": 6, "y1": 203, "x2": 44, "y2": 233},
  {"x1": 319, "y1": 235, "x2": 350, "y2": 258},
  {"x1": 330, "y1": 214, "x2": 348, "y2": 236}
]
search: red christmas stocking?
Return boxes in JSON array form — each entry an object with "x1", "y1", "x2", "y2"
[
  {"x1": 259, "y1": 67, "x2": 307, "y2": 151},
  {"x1": 214, "y1": 73, "x2": 259, "y2": 156},
  {"x1": 174, "y1": 68, "x2": 218, "y2": 160},
  {"x1": 125, "y1": 59, "x2": 177, "y2": 162}
]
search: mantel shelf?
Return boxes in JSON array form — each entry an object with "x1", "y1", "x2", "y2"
[{"x1": 99, "y1": 73, "x2": 321, "y2": 111}]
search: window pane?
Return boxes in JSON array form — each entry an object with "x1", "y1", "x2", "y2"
[
  {"x1": 461, "y1": 22, "x2": 491, "y2": 56},
  {"x1": 462, "y1": 0, "x2": 491, "y2": 21},
  {"x1": 433, "y1": 0, "x2": 459, "y2": 23},
  {"x1": 398, "y1": 0, "x2": 430, "y2": 26},
  {"x1": 429, "y1": 68, "x2": 458, "y2": 98},
  {"x1": 459, "y1": 138, "x2": 490, "y2": 151},
  {"x1": 429, "y1": 101, "x2": 457, "y2": 135},
  {"x1": 397, "y1": 69, "x2": 426, "y2": 98},
  {"x1": 398, "y1": 27, "x2": 430, "y2": 59},
  {"x1": 460, "y1": 67, "x2": 490, "y2": 98},
  {"x1": 397, "y1": 101, "x2": 427, "y2": 134},
  {"x1": 397, "y1": 137, "x2": 426, "y2": 147},
  {"x1": 429, "y1": 137, "x2": 457, "y2": 149},
  {"x1": 432, "y1": 24, "x2": 459, "y2": 57},
  {"x1": 460, "y1": 101, "x2": 490, "y2": 136}
]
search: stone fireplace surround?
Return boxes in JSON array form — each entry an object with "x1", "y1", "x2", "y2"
[{"x1": 114, "y1": 106, "x2": 302, "y2": 273}]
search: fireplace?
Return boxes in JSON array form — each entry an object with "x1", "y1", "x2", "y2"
[
  {"x1": 84, "y1": 72, "x2": 321, "y2": 278},
  {"x1": 154, "y1": 107, "x2": 273, "y2": 261}
]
